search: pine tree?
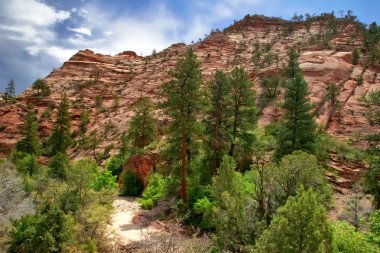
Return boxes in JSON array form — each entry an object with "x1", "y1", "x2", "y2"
[
  {"x1": 327, "y1": 83, "x2": 340, "y2": 118},
  {"x1": 276, "y1": 49, "x2": 316, "y2": 158},
  {"x1": 3, "y1": 79, "x2": 16, "y2": 103},
  {"x1": 49, "y1": 93, "x2": 72, "y2": 155},
  {"x1": 127, "y1": 97, "x2": 157, "y2": 150},
  {"x1": 79, "y1": 109, "x2": 90, "y2": 134},
  {"x1": 228, "y1": 67, "x2": 256, "y2": 167},
  {"x1": 205, "y1": 70, "x2": 232, "y2": 173},
  {"x1": 255, "y1": 188, "x2": 332, "y2": 253},
  {"x1": 32, "y1": 79, "x2": 51, "y2": 96},
  {"x1": 161, "y1": 48, "x2": 203, "y2": 205},
  {"x1": 16, "y1": 107, "x2": 41, "y2": 155}
]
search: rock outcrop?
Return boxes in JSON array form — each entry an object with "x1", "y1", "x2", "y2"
[{"x1": 0, "y1": 16, "x2": 378, "y2": 188}]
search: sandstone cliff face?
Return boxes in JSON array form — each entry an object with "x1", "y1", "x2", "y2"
[{"x1": 0, "y1": 15, "x2": 378, "y2": 164}]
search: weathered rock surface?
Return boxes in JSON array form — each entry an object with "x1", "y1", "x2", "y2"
[{"x1": 0, "y1": 15, "x2": 378, "y2": 194}]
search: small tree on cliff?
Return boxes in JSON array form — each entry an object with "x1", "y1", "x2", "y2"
[
  {"x1": 32, "y1": 79, "x2": 51, "y2": 96},
  {"x1": 16, "y1": 107, "x2": 41, "y2": 155},
  {"x1": 160, "y1": 48, "x2": 203, "y2": 205},
  {"x1": 327, "y1": 83, "x2": 340, "y2": 118},
  {"x1": 3, "y1": 79, "x2": 16, "y2": 103},
  {"x1": 276, "y1": 48, "x2": 316, "y2": 159},
  {"x1": 49, "y1": 93, "x2": 72, "y2": 155},
  {"x1": 127, "y1": 97, "x2": 157, "y2": 150}
]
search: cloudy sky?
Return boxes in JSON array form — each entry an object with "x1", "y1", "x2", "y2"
[{"x1": 0, "y1": 0, "x2": 379, "y2": 94}]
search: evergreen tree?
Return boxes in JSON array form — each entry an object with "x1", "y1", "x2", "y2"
[
  {"x1": 3, "y1": 79, "x2": 16, "y2": 103},
  {"x1": 32, "y1": 79, "x2": 50, "y2": 96},
  {"x1": 16, "y1": 107, "x2": 41, "y2": 155},
  {"x1": 276, "y1": 49, "x2": 316, "y2": 158},
  {"x1": 49, "y1": 93, "x2": 72, "y2": 155},
  {"x1": 228, "y1": 67, "x2": 256, "y2": 167},
  {"x1": 79, "y1": 109, "x2": 90, "y2": 134},
  {"x1": 127, "y1": 97, "x2": 157, "y2": 150},
  {"x1": 255, "y1": 188, "x2": 332, "y2": 253},
  {"x1": 160, "y1": 48, "x2": 203, "y2": 205},
  {"x1": 205, "y1": 70, "x2": 232, "y2": 173},
  {"x1": 119, "y1": 131, "x2": 129, "y2": 160}
]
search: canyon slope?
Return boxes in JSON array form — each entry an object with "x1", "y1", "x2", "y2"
[{"x1": 1, "y1": 15, "x2": 379, "y2": 192}]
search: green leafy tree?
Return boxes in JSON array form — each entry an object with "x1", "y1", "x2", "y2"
[
  {"x1": 140, "y1": 173, "x2": 168, "y2": 210},
  {"x1": 91, "y1": 170, "x2": 118, "y2": 191},
  {"x1": 9, "y1": 203, "x2": 74, "y2": 253},
  {"x1": 273, "y1": 151, "x2": 331, "y2": 207},
  {"x1": 127, "y1": 97, "x2": 157, "y2": 150},
  {"x1": 193, "y1": 156, "x2": 256, "y2": 251},
  {"x1": 49, "y1": 93, "x2": 72, "y2": 155},
  {"x1": 14, "y1": 153, "x2": 39, "y2": 176},
  {"x1": 160, "y1": 48, "x2": 203, "y2": 205},
  {"x1": 3, "y1": 79, "x2": 16, "y2": 103},
  {"x1": 332, "y1": 221, "x2": 377, "y2": 253},
  {"x1": 276, "y1": 49, "x2": 316, "y2": 158},
  {"x1": 369, "y1": 210, "x2": 380, "y2": 246},
  {"x1": 255, "y1": 188, "x2": 332, "y2": 253},
  {"x1": 260, "y1": 74, "x2": 283, "y2": 101},
  {"x1": 16, "y1": 107, "x2": 41, "y2": 155},
  {"x1": 32, "y1": 79, "x2": 51, "y2": 96}
]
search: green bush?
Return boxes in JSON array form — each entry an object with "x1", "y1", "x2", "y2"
[
  {"x1": 140, "y1": 173, "x2": 167, "y2": 209},
  {"x1": 332, "y1": 221, "x2": 377, "y2": 253},
  {"x1": 122, "y1": 171, "x2": 143, "y2": 196},
  {"x1": 9, "y1": 203, "x2": 74, "y2": 253},
  {"x1": 105, "y1": 156, "x2": 124, "y2": 178},
  {"x1": 353, "y1": 48, "x2": 360, "y2": 65},
  {"x1": 369, "y1": 210, "x2": 380, "y2": 247},
  {"x1": 91, "y1": 170, "x2": 118, "y2": 191}
]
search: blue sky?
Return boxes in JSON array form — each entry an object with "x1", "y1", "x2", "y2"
[{"x1": 0, "y1": 0, "x2": 379, "y2": 94}]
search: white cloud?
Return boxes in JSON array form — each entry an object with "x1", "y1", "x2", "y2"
[
  {"x1": 68, "y1": 3, "x2": 182, "y2": 56},
  {"x1": 78, "y1": 7, "x2": 88, "y2": 18},
  {"x1": 44, "y1": 46, "x2": 77, "y2": 63},
  {"x1": 0, "y1": 0, "x2": 70, "y2": 47},
  {"x1": 68, "y1": 26, "x2": 92, "y2": 36}
]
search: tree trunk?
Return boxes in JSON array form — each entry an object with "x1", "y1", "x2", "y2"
[{"x1": 181, "y1": 124, "x2": 187, "y2": 205}]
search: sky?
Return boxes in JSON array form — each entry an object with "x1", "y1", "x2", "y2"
[{"x1": 0, "y1": 0, "x2": 379, "y2": 94}]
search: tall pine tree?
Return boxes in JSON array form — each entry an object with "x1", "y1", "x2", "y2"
[
  {"x1": 276, "y1": 48, "x2": 316, "y2": 158},
  {"x1": 49, "y1": 93, "x2": 72, "y2": 155},
  {"x1": 16, "y1": 107, "x2": 41, "y2": 155},
  {"x1": 127, "y1": 97, "x2": 157, "y2": 150},
  {"x1": 228, "y1": 67, "x2": 256, "y2": 168},
  {"x1": 161, "y1": 48, "x2": 203, "y2": 205},
  {"x1": 205, "y1": 70, "x2": 232, "y2": 173}
]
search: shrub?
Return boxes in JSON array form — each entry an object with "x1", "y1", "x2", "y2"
[
  {"x1": 332, "y1": 221, "x2": 377, "y2": 253},
  {"x1": 122, "y1": 171, "x2": 144, "y2": 196},
  {"x1": 91, "y1": 170, "x2": 118, "y2": 191},
  {"x1": 105, "y1": 156, "x2": 124, "y2": 178},
  {"x1": 140, "y1": 173, "x2": 168, "y2": 209},
  {"x1": 353, "y1": 48, "x2": 360, "y2": 65}
]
